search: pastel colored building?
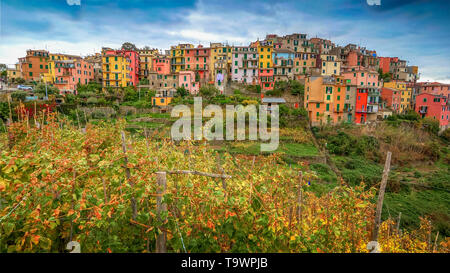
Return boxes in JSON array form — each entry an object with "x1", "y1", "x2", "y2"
[
  {"x1": 293, "y1": 51, "x2": 318, "y2": 77},
  {"x1": 231, "y1": 45, "x2": 259, "y2": 84},
  {"x1": 258, "y1": 40, "x2": 274, "y2": 90},
  {"x1": 320, "y1": 54, "x2": 341, "y2": 76},
  {"x1": 210, "y1": 43, "x2": 232, "y2": 82},
  {"x1": 6, "y1": 64, "x2": 22, "y2": 81},
  {"x1": 378, "y1": 57, "x2": 393, "y2": 74},
  {"x1": 152, "y1": 56, "x2": 171, "y2": 75},
  {"x1": 102, "y1": 48, "x2": 140, "y2": 90},
  {"x1": 44, "y1": 53, "x2": 82, "y2": 84},
  {"x1": 416, "y1": 82, "x2": 450, "y2": 100},
  {"x1": 52, "y1": 59, "x2": 94, "y2": 94},
  {"x1": 381, "y1": 87, "x2": 402, "y2": 113},
  {"x1": 152, "y1": 96, "x2": 173, "y2": 107},
  {"x1": 272, "y1": 48, "x2": 295, "y2": 82},
  {"x1": 185, "y1": 45, "x2": 210, "y2": 82},
  {"x1": 170, "y1": 44, "x2": 194, "y2": 73},
  {"x1": 383, "y1": 81, "x2": 412, "y2": 113},
  {"x1": 342, "y1": 66, "x2": 381, "y2": 123},
  {"x1": 346, "y1": 51, "x2": 363, "y2": 67},
  {"x1": 138, "y1": 48, "x2": 159, "y2": 81},
  {"x1": 179, "y1": 71, "x2": 199, "y2": 94},
  {"x1": 19, "y1": 50, "x2": 50, "y2": 81},
  {"x1": 415, "y1": 93, "x2": 450, "y2": 129},
  {"x1": 305, "y1": 75, "x2": 346, "y2": 126}
]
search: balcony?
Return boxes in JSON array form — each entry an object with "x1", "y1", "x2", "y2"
[
  {"x1": 194, "y1": 65, "x2": 209, "y2": 70},
  {"x1": 55, "y1": 80, "x2": 68, "y2": 84},
  {"x1": 194, "y1": 51, "x2": 209, "y2": 57}
]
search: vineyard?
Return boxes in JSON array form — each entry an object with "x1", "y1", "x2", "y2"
[{"x1": 0, "y1": 109, "x2": 448, "y2": 253}]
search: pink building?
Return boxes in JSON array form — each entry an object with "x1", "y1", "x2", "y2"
[
  {"x1": 179, "y1": 71, "x2": 199, "y2": 94},
  {"x1": 54, "y1": 59, "x2": 94, "y2": 94},
  {"x1": 153, "y1": 56, "x2": 171, "y2": 75},
  {"x1": 415, "y1": 93, "x2": 450, "y2": 128}
]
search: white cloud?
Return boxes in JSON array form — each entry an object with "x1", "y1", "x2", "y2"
[{"x1": 66, "y1": 0, "x2": 81, "y2": 6}]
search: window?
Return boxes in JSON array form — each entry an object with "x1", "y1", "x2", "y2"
[
  {"x1": 316, "y1": 103, "x2": 320, "y2": 108},
  {"x1": 326, "y1": 104, "x2": 330, "y2": 111}
]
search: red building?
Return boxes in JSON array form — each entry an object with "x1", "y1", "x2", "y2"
[
  {"x1": 152, "y1": 56, "x2": 170, "y2": 75},
  {"x1": 378, "y1": 57, "x2": 396, "y2": 74},
  {"x1": 415, "y1": 93, "x2": 450, "y2": 128},
  {"x1": 416, "y1": 82, "x2": 450, "y2": 100},
  {"x1": 185, "y1": 45, "x2": 210, "y2": 82},
  {"x1": 355, "y1": 88, "x2": 368, "y2": 124},
  {"x1": 381, "y1": 87, "x2": 402, "y2": 113},
  {"x1": 259, "y1": 68, "x2": 274, "y2": 91}
]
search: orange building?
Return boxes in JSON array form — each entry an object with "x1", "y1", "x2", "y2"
[
  {"x1": 19, "y1": 50, "x2": 50, "y2": 81},
  {"x1": 305, "y1": 75, "x2": 346, "y2": 126}
]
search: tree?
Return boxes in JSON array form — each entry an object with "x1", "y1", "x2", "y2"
[
  {"x1": 14, "y1": 78, "x2": 26, "y2": 84},
  {"x1": 121, "y1": 42, "x2": 137, "y2": 51},
  {"x1": 11, "y1": 91, "x2": 28, "y2": 102},
  {"x1": 77, "y1": 82, "x2": 102, "y2": 95},
  {"x1": 176, "y1": 86, "x2": 189, "y2": 97},
  {"x1": 123, "y1": 86, "x2": 138, "y2": 102},
  {"x1": 378, "y1": 68, "x2": 392, "y2": 83},
  {"x1": 34, "y1": 83, "x2": 59, "y2": 96},
  {"x1": 199, "y1": 84, "x2": 219, "y2": 99}
]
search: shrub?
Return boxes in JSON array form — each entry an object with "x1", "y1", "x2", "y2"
[
  {"x1": 86, "y1": 97, "x2": 98, "y2": 105},
  {"x1": 11, "y1": 91, "x2": 28, "y2": 102},
  {"x1": 199, "y1": 85, "x2": 219, "y2": 98}
]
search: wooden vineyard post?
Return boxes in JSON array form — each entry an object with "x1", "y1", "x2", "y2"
[
  {"x1": 433, "y1": 231, "x2": 439, "y2": 253},
  {"x1": 156, "y1": 171, "x2": 167, "y2": 253},
  {"x1": 396, "y1": 212, "x2": 402, "y2": 234},
  {"x1": 216, "y1": 154, "x2": 227, "y2": 194},
  {"x1": 75, "y1": 108, "x2": 81, "y2": 131},
  {"x1": 371, "y1": 151, "x2": 392, "y2": 242},
  {"x1": 297, "y1": 171, "x2": 303, "y2": 226},
  {"x1": 121, "y1": 131, "x2": 137, "y2": 220}
]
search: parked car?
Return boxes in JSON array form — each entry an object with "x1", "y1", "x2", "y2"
[{"x1": 17, "y1": 85, "x2": 33, "y2": 91}]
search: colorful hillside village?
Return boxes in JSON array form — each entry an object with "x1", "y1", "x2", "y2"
[{"x1": 4, "y1": 33, "x2": 450, "y2": 130}]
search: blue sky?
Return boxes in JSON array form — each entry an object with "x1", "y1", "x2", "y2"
[{"x1": 1, "y1": 0, "x2": 449, "y2": 82}]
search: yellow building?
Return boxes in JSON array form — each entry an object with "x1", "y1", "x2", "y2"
[
  {"x1": 170, "y1": 44, "x2": 194, "y2": 73},
  {"x1": 6, "y1": 64, "x2": 22, "y2": 81},
  {"x1": 210, "y1": 43, "x2": 232, "y2": 81},
  {"x1": 151, "y1": 96, "x2": 173, "y2": 106},
  {"x1": 257, "y1": 40, "x2": 273, "y2": 69},
  {"x1": 102, "y1": 49, "x2": 132, "y2": 91},
  {"x1": 44, "y1": 53, "x2": 81, "y2": 83},
  {"x1": 138, "y1": 48, "x2": 159, "y2": 81},
  {"x1": 320, "y1": 54, "x2": 341, "y2": 76},
  {"x1": 383, "y1": 81, "x2": 412, "y2": 112}
]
